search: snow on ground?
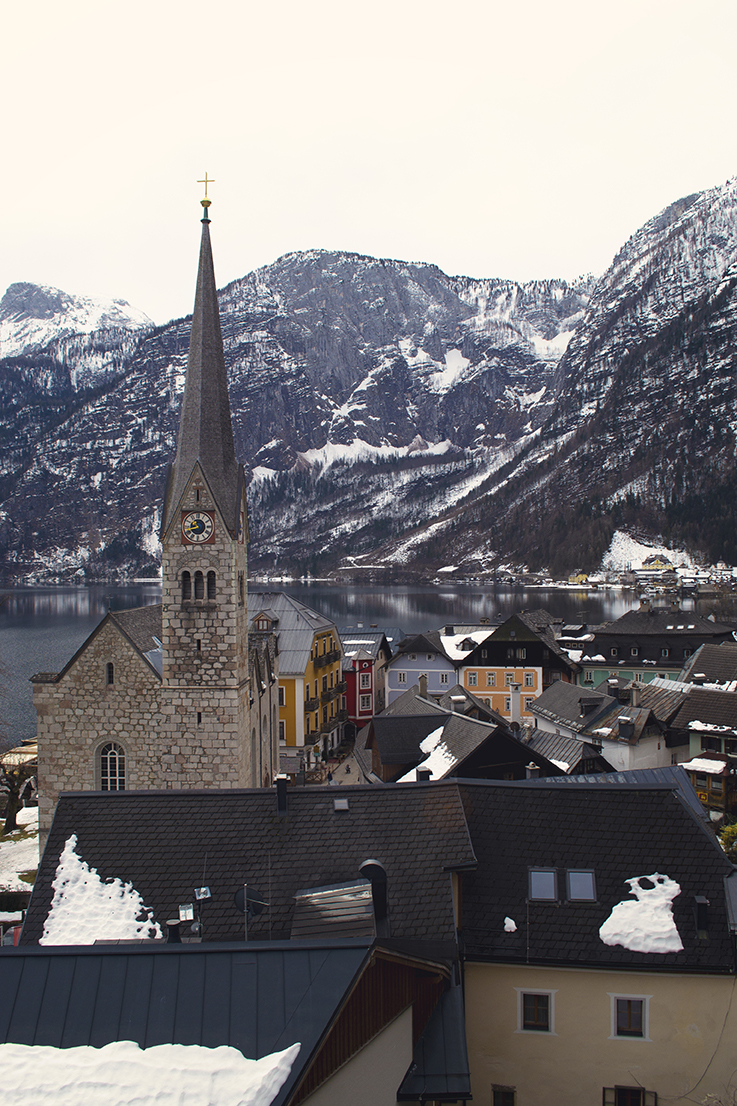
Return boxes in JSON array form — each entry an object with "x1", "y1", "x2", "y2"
[
  {"x1": 0, "y1": 1040, "x2": 300, "y2": 1106},
  {"x1": 0, "y1": 806, "x2": 39, "y2": 893},
  {"x1": 599, "y1": 873, "x2": 683, "y2": 954},
  {"x1": 601, "y1": 530, "x2": 695, "y2": 572},
  {"x1": 41, "y1": 834, "x2": 162, "y2": 945}
]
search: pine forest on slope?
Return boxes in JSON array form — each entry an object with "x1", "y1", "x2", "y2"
[{"x1": 2, "y1": 179, "x2": 737, "y2": 581}]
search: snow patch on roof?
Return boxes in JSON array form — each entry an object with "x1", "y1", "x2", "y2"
[
  {"x1": 599, "y1": 873, "x2": 683, "y2": 954},
  {"x1": 41, "y1": 834, "x2": 162, "y2": 945},
  {"x1": 0, "y1": 1039, "x2": 300, "y2": 1106},
  {"x1": 681, "y1": 756, "x2": 728, "y2": 775},
  {"x1": 503, "y1": 916, "x2": 517, "y2": 933}
]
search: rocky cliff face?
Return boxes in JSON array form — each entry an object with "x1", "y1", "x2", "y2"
[{"x1": 3, "y1": 179, "x2": 737, "y2": 582}]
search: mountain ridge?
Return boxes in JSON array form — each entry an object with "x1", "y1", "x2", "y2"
[{"x1": 2, "y1": 180, "x2": 737, "y2": 581}]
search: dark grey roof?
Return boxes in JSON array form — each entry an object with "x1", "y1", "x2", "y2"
[
  {"x1": 162, "y1": 217, "x2": 242, "y2": 535},
  {"x1": 458, "y1": 780, "x2": 735, "y2": 970},
  {"x1": 671, "y1": 687, "x2": 737, "y2": 733},
  {"x1": 22, "y1": 778, "x2": 736, "y2": 974},
  {"x1": 382, "y1": 686, "x2": 448, "y2": 717},
  {"x1": 529, "y1": 680, "x2": 615, "y2": 732},
  {"x1": 397, "y1": 983, "x2": 471, "y2": 1101},
  {"x1": 22, "y1": 786, "x2": 475, "y2": 947},
  {"x1": 596, "y1": 608, "x2": 737, "y2": 637},
  {"x1": 371, "y1": 716, "x2": 446, "y2": 764},
  {"x1": 393, "y1": 631, "x2": 453, "y2": 661},
  {"x1": 682, "y1": 643, "x2": 737, "y2": 686},
  {"x1": 515, "y1": 765, "x2": 712, "y2": 829},
  {"x1": 438, "y1": 684, "x2": 506, "y2": 725},
  {"x1": 635, "y1": 678, "x2": 691, "y2": 722},
  {"x1": 525, "y1": 728, "x2": 612, "y2": 773}
]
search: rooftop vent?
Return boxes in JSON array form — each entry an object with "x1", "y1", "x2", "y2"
[
  {"x1": 417, "y1": 768, "x2": 431, "y2": 782},
  {"x1": 526, "y1": 762, "x2": 541, "y2": 779},
  {"x1": 333, "y1": 797, "x2": 349, "y2": 811},
  {"x1": 276, "y1": 775, "x2": 289, "y2": 816},
  {"x1": 360, "y1": 858, "x2": 389, "y2": 937}
]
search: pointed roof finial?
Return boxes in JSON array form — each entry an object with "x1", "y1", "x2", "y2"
[{"x1": 197, "y1": 173, "x2": 214, "y2": 223}]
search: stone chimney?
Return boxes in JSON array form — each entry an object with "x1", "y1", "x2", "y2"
[{"x1": 418, "y1": 673, "x2": 428, "y2": 699}]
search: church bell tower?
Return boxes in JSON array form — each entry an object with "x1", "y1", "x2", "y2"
[{"x1": 159, "y1": 185, "x2": 252, "y2": 788}]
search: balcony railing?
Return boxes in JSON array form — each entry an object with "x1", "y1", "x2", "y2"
[
  {"x1": 314, "y1": 649, "x2": 341, "y2": 669},
  {"x1": 304, "y1": 697, "x2": 319, "y2": 712}
]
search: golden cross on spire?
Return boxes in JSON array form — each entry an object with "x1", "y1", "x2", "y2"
[{"x1": 197, "y1": 172, "x2": 215, "y2": 199}]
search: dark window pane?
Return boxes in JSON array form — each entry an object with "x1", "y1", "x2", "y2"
[
  {"x1": 568, "y1": 870, "x2": 596, "y2": 900},
  {"x1": 529, "y1": 869, "x2": 557, "y2": 899},
  {"x1": 523, "y1": 992, "x2": 549, "y2": 1030},
  {"x1": 616, "y1": 998, "x2": 644, "y2": 1037}
]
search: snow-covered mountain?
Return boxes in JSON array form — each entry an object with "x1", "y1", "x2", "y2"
[
  {"x1": 2, "y1": 179, "x2": 737, "y2": 582},
  {"x1": 0, "y1": 283, "x2": 152, "y2": 362}
]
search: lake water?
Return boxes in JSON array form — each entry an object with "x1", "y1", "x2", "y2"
[{"x1": 0, "y1": 581, "x2": 658, "y2": 749}]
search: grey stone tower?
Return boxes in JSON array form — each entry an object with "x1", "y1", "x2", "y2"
[{"x1": 159, "y1": 194, "x2": 253, "y2": 787}]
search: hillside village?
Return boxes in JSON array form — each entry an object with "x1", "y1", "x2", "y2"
[{"x1": 4, "y1": 203, "x2": 737, "y2": 1106}]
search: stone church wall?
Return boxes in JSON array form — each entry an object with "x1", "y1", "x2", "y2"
[{"x1": 34, "y1": 621, "x2": 163, "y2": 836}]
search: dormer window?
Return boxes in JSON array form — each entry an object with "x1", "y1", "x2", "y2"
[{"x1": 630, "y1": 647, "x2": 639, "y2": 657}]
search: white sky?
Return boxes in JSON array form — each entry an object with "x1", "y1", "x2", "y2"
[{"x1": 3, "y1": 0, "x2": 737, "y2": 324}]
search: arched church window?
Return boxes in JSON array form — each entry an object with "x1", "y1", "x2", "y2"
[
  {"x1": 194, "y1": 570, "x2": 204, "y2": 599},
  {"x1": 100, "y1": 742, "x2": 126, "y2": 791},
  {"x1": 106, "y1": 662, "x2": 114, "y2": 686},
  {"x1": 182, "y1": 571, "x2": 191, "y2": 600},
  {"x1": 207, "y1": 571, "x2": 216, "y2": 599}
]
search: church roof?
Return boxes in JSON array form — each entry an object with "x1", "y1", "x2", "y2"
[{"x1": 162, "y1": 212, "x2": 242, "y2": 535}]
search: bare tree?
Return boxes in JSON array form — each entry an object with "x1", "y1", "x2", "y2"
[{"x1": 0, "y1": 749, "x2": 36, "y2": 836}]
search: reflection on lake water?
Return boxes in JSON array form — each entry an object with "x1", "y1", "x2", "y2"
[{"x1": 0, "y1": 580, "x2": 697, "y2": 748}]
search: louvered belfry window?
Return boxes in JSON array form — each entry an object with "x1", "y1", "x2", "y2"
[{"x1": 100, "y1": 742, "x2": 126, "y2": 791}]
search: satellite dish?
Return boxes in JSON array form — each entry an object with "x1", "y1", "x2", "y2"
[{"x1": 233, "y1": 886, "x2": 268, "y2": 917}]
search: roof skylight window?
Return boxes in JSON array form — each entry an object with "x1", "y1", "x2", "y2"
[
  {"x1": 529, "y1": 868, "x2": 557, "y2": 900},
  {"x1": 567, "y1": 869, "x2": 597, "y2": 901}
]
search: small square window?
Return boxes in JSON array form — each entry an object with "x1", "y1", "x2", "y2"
[
  {"x1": 516, "y1": 988, "x2": 556, "y2": 1033},
  {"x1": 567, "y1": 869, "x2": 596, "y2": 901},
  {"x1": 609, "y1": 993, "x2": 650, "y2": 1040},
  {"x1": 529, "y1": 868, "x2": 557, "y2": 900},
  {"x1": 603, "y1": 1089, "x2": 657, "y2": 1106},
  {"x1": 611, "y1": 647, "x2": 619, "y2": 657},
  {"x1": 523, "y1": 992, "x2": 549, "y2": 1031},
  {"x1": 631, "y1": 647, "x2": 639, "y2": 657},
  {"x1": 426, "y1": 653, "x2": 434, "y2": 661}
]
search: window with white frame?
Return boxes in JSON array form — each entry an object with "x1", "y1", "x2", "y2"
[
  {"x1": 584, "y1": 669, "x2": 594, "y2": 683},
  {"x1": 505, "y1": 672, "x2": 515, "y2": 686},
  {"x1": 486, "y1": 672, "x2": 496, "y2": 687},
  {"x1": 278, "y1": 721, "x2": 286, "y2": 742},
  {"x1": 524, "y1": 672, "x2": 534, "y2": 687},
  {"x1": 426, "y1": 653, "x2": 434, "y2": 661},
  {"x1": 360, "y1": 672, "x2": 371, "y2": 688},
  {"x1": 608, "y1": 993, "x2": 650, "y2": 1040},
  {"x1": 515, "y1": 988, "x2": 556, "y2": 1033},
  {"x1": 278, "y1": 685, "x2": 285, "y2": 706},
  {"x1": 99, "y1": 742, "x2": 125, "y2": 791},
  {"x1": 504, "y1": 697, "x2": 511, "y2": 712},
  {"x1": 359, "y1": 694, "x2": 372, "y2": 712},
  {"x1": 439, "y1": 672, "x2": 449, "y2": 685},
  {"x1": 468, "y1": 672, "x2": 478, "y2": 686},
  {"x1": 397, "y1": 672, "x2": 407, "y2": 684},
  {"x1": 524, "y1": 697, "x2": 535, "y2": 711}
]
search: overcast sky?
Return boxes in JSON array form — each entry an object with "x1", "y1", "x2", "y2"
[{"x1": 3, "y1": 0, "x2": 737, "y2": 324}]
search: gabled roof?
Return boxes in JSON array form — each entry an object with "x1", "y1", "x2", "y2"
[
  {"x1": 528, "y1": 680, "x2": 615, "y2": 733},
  {"x1": 250, "y1": 591, "x2": 337, "y2": 676},
  {"x1": 369, "y1": 715, "x2": 447, "y2": 764},
  {"x1": 30, "y1": 604, "x2": 163, "y2": 685},
  {"x1": 437, "y1": 684, "x2": 505, "y2": 724},
  {"x1": 671, "y1": 686, "x2": 737, "y2": 734},
  {"x1": 337, "y1": 629, "x2": 393, "y2": 662},
  {"x1": 681, "y1": 642, "x2": 737, "y2": 688},
  {"x1": 525, "y1": 728, "x2": 613, "y2": 773},
  {"x1": 635, "y1": 677, "x2": 691, "y2": 723},
  {"x1": 381, "y1": 686, "x2": 448, "y2": 717},
  {"x1": 392, "y1": 631, "x2": 454, "y2": 663}
]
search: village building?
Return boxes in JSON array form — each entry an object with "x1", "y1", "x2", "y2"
[
  {"x1": 338, "y1": 627, "x2": 394, "y2": 738},
  {"x1": 14, "y1": 774, "x2": 737, "y2": 1105},
  {"x1": 574, "y1": 600, "x2": 736, "y2": 688},
  {"x1": 31, "y1": 197, "x2": 279, "y2": 837},
  {"x1": 250, "y1": 590, "x2": 345, "y2": 765}
]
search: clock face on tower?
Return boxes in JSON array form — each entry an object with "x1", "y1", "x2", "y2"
[{"x1": 182, "y1": 511, "x2": 215, "y2": 543}]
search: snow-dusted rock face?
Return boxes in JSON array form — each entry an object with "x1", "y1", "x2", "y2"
[
  {"x1": 0, "y1": 282, "x2": 152, "y2": 361},
  {"x1": 4, "y1": 172, "x2": 737, "y2": 582}
]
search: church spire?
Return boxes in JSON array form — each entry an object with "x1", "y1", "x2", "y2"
[{"x1": 162, "y1": 188, "x2": 241, "y2": 535}]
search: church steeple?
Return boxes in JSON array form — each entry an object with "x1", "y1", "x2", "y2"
[{"x1": 162, "y1": 193, "x2": 241, "y2": 536}]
